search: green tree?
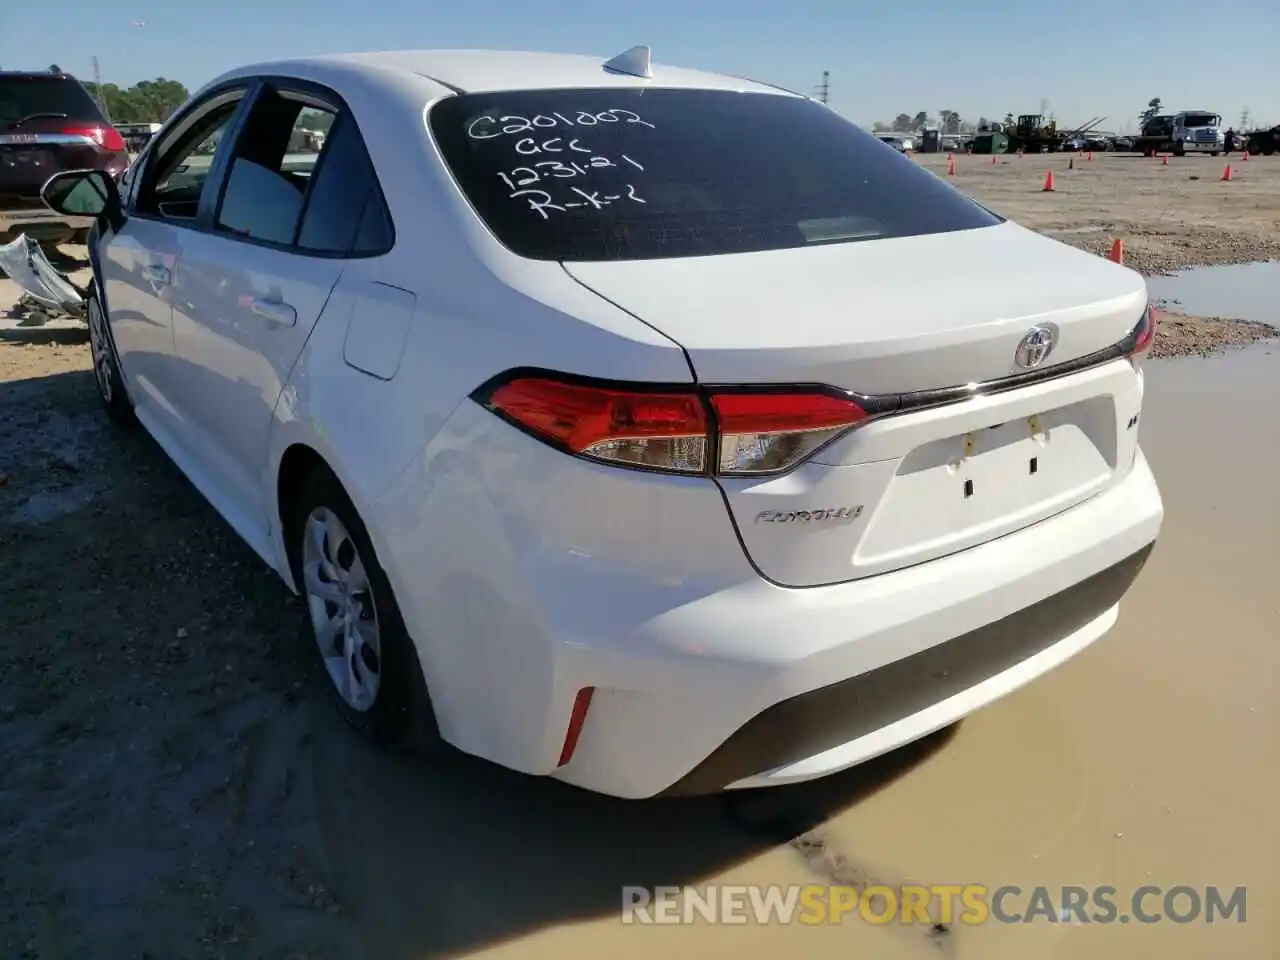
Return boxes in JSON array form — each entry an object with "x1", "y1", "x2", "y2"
[
  {"x1": 1139, "y1": 98, "x2": 1163, "y2": 127},
  {"x1": 892, "y1": 113, "x2": 913, "y2": 132},
  {"x1": 82, "y1": 78, "x2": 190, "y2": 124}
]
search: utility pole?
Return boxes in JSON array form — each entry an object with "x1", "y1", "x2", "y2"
[
  {"x1": 815, "y1": 71, "x2": 829, "y2": 104},
  {"x1": 92, "y1": 55, "x2": 111, "y2": 122}
]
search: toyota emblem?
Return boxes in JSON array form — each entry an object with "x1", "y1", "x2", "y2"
[{"x1": 1014, "y1": 325, "x2": 1058, "y2": 370}]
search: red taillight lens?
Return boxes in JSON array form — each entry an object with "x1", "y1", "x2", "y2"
[
  {"x1": 486, "y1": 377, "x2": 709, "y2": 473},
  {"x1": 480, "y1": 375, "x2": 868, "y2": 477},
  {"x1": 710, "y1": 391, "x2": 867, "y2": 476},
  {"x1": 1128, "y1": 304, "x2": 1158, "y2": 360},
  {"x1": 62, "y1": 125, "x2": 127, "y2": 153}
]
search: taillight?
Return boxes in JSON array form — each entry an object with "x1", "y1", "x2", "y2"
[
  {"x1": 710, "y1": 391, "x2": 867, "y2": 476},
  {"x1": 478, "y1": 374, "x2": 867, "y2": 477},
  {"x1": 62, "y1": 125, "x2": 127, "y2": 153},
  {"x1": 1127, "y1": 304, "x2": 1158, "y2": 361}
]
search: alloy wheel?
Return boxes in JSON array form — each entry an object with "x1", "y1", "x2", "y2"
[
  {"x1": 302, "y1": 507, "x2": 383, "y2": 711},
  {"x1": 87, "y1": 297, "x2": 113, "y2": 404}
]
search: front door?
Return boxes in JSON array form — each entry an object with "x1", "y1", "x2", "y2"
[{"x1": 101, "y1": 87, "x2": 250, "y2": 431}]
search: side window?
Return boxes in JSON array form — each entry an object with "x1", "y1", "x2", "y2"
[
  {"x1": 215, "y1": 90, "x2": 333, "y2": 246},
  {"x1": 294, "y1": 113, "x2": 393, "y2": 255},
  {"x1": 135, "y1": 94, "x2": 245, "y2": 221}
]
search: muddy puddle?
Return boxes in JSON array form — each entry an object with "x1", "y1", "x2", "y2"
[
  {"x1": 371, "y1": 346, "x2": 1272, "y2": 960},
  {"x1": 1147, "y1": 261, "x2": 1280, "y2": 326}
]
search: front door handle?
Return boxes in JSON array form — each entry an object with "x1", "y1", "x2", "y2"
[
  {"x1": 143, "y1": 263, "x2": 170, "y2": 285},
  {"x1": 250, "y1": 298, "x2": 297, "y2": 327}
]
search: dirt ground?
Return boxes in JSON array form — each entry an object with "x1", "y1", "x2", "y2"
[
  {"x1": 911, "y1": 151, "x2": 1280, "y2": 357},
  {"x1": 1, "y1": 157, "x2": 1278, "y2": 959},
  {"x1": 912, "y1": 150, "x2": 1280, "y2": 274}
]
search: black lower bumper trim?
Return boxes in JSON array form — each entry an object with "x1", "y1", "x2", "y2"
[{"x1": 661, "y1": 541, "x2": 1155, "y2": 797}]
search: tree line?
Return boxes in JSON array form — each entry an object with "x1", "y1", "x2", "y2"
[
  {"x1": 78, "y1": 77, "x2": 334, "y2": 133},
  {"x1": 81, "y1": 78, "x2": 191, "y2": 125},
  {"x1": 870, "y1": 111, "x2": 978, "y2": 135}
]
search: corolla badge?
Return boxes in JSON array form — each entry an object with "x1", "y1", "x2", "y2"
[{"x1": 1013, "y1": 324, "x2": 1058, "y2": 370}]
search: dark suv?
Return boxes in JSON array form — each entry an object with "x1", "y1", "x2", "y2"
[{"x1": 1, "y1": 69, "x2": 130, "y2": 244}]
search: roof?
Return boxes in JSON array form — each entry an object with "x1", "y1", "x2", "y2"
[{"x1": 217, "y1": 48, "x2": 798, "y2": 97}]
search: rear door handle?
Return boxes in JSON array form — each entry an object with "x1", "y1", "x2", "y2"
[
  {"x1": 143, "y1": 263, "x2": 170, "y2": 284},
  {"x1": 250, "y1": 298, "x2": 297, "y2": 327}
]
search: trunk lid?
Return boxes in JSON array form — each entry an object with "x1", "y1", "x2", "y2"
[
  {"x1": 563, "y1": 221, "x2": 1146, "y2": 394},
  {"x1": 565, "y1": 222, "x2": 1150, "y2": 586}
]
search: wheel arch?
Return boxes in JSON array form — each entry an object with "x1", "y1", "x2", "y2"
[{"x1": 269, "y1": 432, "x2": 390, "y2": 596}]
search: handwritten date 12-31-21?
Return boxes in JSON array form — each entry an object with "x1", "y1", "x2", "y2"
[{"x1": 497, "y1": 153, "x2": 644, "y2": 189}]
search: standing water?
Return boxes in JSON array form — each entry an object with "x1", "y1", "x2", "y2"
[{"x1": 1145, "y1": 261, "x2": 1280, "y2": 326}]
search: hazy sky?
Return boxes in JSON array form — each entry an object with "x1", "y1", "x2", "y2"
[{"x1": 3, "y1": 0, "x2": 1276, "y2": 131}]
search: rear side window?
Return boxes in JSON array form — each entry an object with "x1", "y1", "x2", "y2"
[
  {"x1": 296, "y1": 113, "x2": 391, "y2": 255},
  {"x1": 0, "y1": 75, "x2": 106, "y2": 126},
  {"x1": 429, "y1": 88, "x2": 1001, "y2": 262}
]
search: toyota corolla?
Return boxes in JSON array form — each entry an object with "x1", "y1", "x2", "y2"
[{"x1": 36, "y1": 45, "x2": 1162, "y2": 798}]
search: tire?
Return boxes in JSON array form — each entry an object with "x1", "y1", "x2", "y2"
[
  {"x1": 1173, "y1": 142, "x2": 1185, "y2": 157},
  {"x1": 289, "y1": 468, "x2": 443, "y2": 753},
  {"x1": 86, "y1": 288, "x2": 138, "y2": 428}
]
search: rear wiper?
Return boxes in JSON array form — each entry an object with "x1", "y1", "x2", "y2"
[{"x1": 4, "y1": 112, "x2": 69, "y2": 130}]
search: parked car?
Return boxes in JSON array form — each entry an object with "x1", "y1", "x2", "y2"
[
  {"x1": 875, "y1": 133, "x2": 913, "y2": 152},
  {"x1": 0, "y1": 67, "x2": 130, "y2": 244},
  {"x1": 33, "y1": 46, "x2": 1163, "y2": 799}
]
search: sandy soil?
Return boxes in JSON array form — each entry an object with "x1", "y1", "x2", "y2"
[
  {"x1": 910, "y1": 151, "x2": 1280, "y2": 357},
  {"x1": 1, "y1": 163, "x2": 1278, "y2": 959},
  {"x1": 912, "y1": 151, "x2": 1280, "y2": 274}
]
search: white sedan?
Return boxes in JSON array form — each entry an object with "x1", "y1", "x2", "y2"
[{"x1": 40, "y1": 45, "x2": 1163, "y2": 799}]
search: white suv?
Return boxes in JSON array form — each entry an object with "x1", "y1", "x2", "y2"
[{"x1": 39, "y1": 46, "x2": 1162, "y2": 799}]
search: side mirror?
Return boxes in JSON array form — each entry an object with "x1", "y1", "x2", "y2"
[{"x1": 41, "y1": 169, "x2": 124, "y2": 231}]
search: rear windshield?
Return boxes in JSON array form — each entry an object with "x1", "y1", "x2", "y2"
[
  {"x1": 429, "y1": 88, "x2": 1002, "y2": 262},
  {"x1": 0, "y1": 75, "x2": 105, "y2": 128}
]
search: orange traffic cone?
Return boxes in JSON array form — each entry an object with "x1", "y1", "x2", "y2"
[
  {"x1": 947, "y1": 154, "x2": 956, "y2": 176},
  {"x1": 1221, "y1": 164, "x2": 1233, "y2": 181},
  {"x1": 991, "y1": 154, "x2": 998, "y2": 164},
  {"x1": 1161, "y1": 155, "x2": 1169, "y2": 165},
  {"x1": 1107, "y1": 238, "x2": 1124, "y2": 264},
  {"x1": 1087, "y1": 151, "x2": 1094, "y2": 161},
  {"x1": 1242, "y1": 151, "x2": 1250, "y2": 161},
  {"x1": 1042, "y1": 170, "x2": 1055, "y2": 192}
]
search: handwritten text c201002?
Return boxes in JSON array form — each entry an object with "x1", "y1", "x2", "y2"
[{"x1": 467, "y1": 108, "x2": 656, "y2": 141}]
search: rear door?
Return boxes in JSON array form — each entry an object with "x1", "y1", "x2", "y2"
[{"x1": 168, "y1": 79, "x2": 392, "y2": 530}]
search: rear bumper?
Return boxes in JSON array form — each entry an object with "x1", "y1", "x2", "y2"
[
  {"x1": 0, "y1": 207, "x2": 92, "y2": 241},
  {"x1": 381, "y1": 398, "x2": 1162, "y2": 797},
  {"x1": 665, "y1": 541, "x2": 1151, "y2": 794},
  {"x1": 553, "y1": 451, "x2": 1161, "y2": 797}
]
